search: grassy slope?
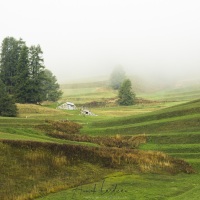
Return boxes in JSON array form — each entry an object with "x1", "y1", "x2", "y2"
[
  {"x1": 140, "y1": 85, "x2": 200, "y2": 101},
  {"x1": 83, "y1": 99, "x2": 200, "y2": 169},
  {"x1": 37, "y1": 173, "x2": 200, "y2": 200},
  {"x1": 80, "y1": 99, "x2": 200, "y2": 136},
  {"x1": 37, "y1": 98, "x2": 200, "y2": 199},
  {"x1": 0, "y1": 141, "x2": 113, "y2": 200},
  {"x1": 36, "y1": 100, "x2": 200, "y2": 200},
  {"x1": 1, "y1": 83, "x2": 200, "y2": 200},
  {"x1": 60, "y1": 81, "x2": 117, "y2": 105}
]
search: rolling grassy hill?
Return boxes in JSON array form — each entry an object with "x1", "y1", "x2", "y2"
[
  {"x1": 82, "y1": 99, "x2": 200, "y2": 135},
  {"x1": 36, "y1": 98, "x2": 200, "y2": 200},
  {"x1": 0, "y1": 82, "x2": 200, "y2": 200},
  {"x1": 81, "y1": 98, "x2": 200, "y2": 170},
  {"x1": 82, "y1": 98, "x2": 200, "y2": 171},
  {"x1": 140, "y1": 84, "x2": 200, "y2": 101}
]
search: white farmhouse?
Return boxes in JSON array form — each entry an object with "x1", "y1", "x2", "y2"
[{"x1": 58, "y1": 102, "x2": 76, "y2": 110}]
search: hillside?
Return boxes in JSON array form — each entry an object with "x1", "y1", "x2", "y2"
[
  {"x1": 0, "y1": 84, "x2": 200, "y2": 200},
  {"x1": 36, "y1": 99, "x2": 200, "y2": 200},
  {"x1": 83, "y1": 99, "x2": 200, "y2": 135},
  {"x1": 140, "y1": 84, "x2": 200, "y2": 101},
  {"x1": 81, "y1": 99, "x2": 200, "y2": 172},
  {"x1": 37, "y1": 98, "x2": 200, "y2": 200}
]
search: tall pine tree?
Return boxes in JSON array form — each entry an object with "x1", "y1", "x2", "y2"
[
  {"x1": 14, "y1": 45, "x2": 31, "y2": 103},
  {"x1": 118, "y1": 79, "x2": 135, "y2": 106},
  {"x1": 41, "y1": 69, "x2": 63, "y2": 101},
  {"x1": 0, "y1": 37, "x2": 25, "y2": 94},
  {"x1": 109, "y1": 65, "x2": 126, "y2": 90},
  {"x1": 28, "y1": 45, "x2": 45, "y2": 103},
  {"x1": 0, "y1": 79, "x2": 17, "y2": 117}
]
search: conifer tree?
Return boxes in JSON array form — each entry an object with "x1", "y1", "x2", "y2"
[
  {"x1": 14, "y1": 45, "x2": 31, "y2": 103},
  {"x1": 118, "y1": 79, "x2": 135, "y2": 106},
  {"x1": 0, "y1": 37, "x2": 25, "y2": 94},
  {"x1": 41, "y1": 69, "x2": 63, "y2": 101},
  {"x1": 0, "y1": 79, "x2": 17, "y2": 117},
  {"x1": 109, "y1": 65, "x2": 126, "y2": 90},
  {"x1": 28, "y1": 45, "x2": 45, "y2": 103}
]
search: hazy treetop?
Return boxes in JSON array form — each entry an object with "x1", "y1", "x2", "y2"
[{"x1": 0, "y1": 0, "x2": 200, "y2": 83}]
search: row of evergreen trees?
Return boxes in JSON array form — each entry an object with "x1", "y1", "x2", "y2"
[{"x1": 0, "y1": 37, "x2": 62, "y2": 116}]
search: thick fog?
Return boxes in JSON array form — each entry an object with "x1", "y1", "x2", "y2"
[{"x1": 0, "y1": 0, "x2": 200, "y2": 84}]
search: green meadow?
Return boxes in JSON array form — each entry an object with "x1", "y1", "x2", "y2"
[{"x1": 0, "y1": 81, "x2": 200, "y2": 200}]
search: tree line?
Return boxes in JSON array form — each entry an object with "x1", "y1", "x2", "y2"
[{"x1": 0, "y1": 37, "x2": 62, "y2": 116}]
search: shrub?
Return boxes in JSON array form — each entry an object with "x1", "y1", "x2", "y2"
[{"x1": 37, "y1": 120, "x2": 82, "y2": 135}]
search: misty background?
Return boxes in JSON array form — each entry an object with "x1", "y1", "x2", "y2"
[{"x1": 0, "y1": 0, "x2": 200, "y2": 85}]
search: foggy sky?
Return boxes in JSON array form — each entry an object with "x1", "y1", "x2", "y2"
[{"x1": 0, "y1": 0, "x2": 200, "y2": 83}]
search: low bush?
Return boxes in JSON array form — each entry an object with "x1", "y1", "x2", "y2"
[
  {"x1": 2, "y1": 140, "x2": 194, "y2": 174},
  {"x1": 37, "y1": 120, "x2": 82, "y2": 135},
  {"x1": 47, "y1": 132, "x2": 147, "y2": 149}
]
